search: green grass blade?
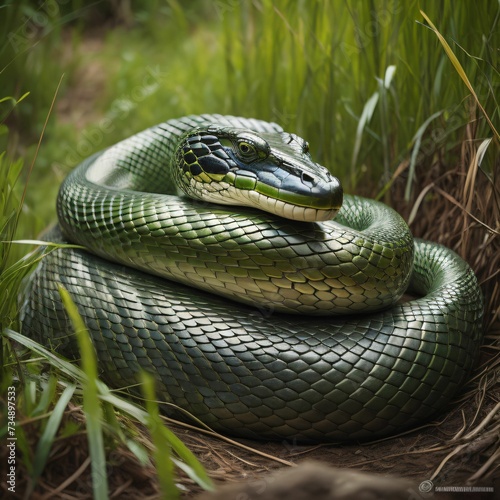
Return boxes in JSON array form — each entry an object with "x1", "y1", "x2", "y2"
[
  {"x1": 141, "y1": 374, "x2": 214, "y2": 493},
  {"x1": 141, "y1": 372, "x2": 179, "y2": 499},
  {"x1": 476, "y1": 138, "x2": 493, "y2": 166},
  {"x1": 58, "y1": 286, "x2": 109, "y2": 500},
  {"x1": 155, "y1": 416, "x2": 214, "y2": 491},
  {"x1": 3, "y1": 329, "x2": 214, "y2": 492},
  {"x1": 6, "y1": 239, "x2": 84, "y2": 248},
  {"x1": 171, "y1": 456, "x2": 214, "y2": 491},
  {"x1": 3, "y1": 329, "x2": 84, "y2": 381},
  {"x1": 125, "y1": 438, "x2": 150, "y2": 466},
  {"x1": 31, "y1": 375, "x2": 58, "y2": 417},
  {"x1": 31, "y1": 383, "x2": 76, "y2": 488},
  {"x1": 405, "y1": 110, "x2": 443, "y2": 201},
  {"x1": 420, "y1": 10, "x2": 499, "y2": 143},
  {"x1": 384, "y1": 65, "x2": 397, "y2": 89},
  {"x1": 351, "y1": 91, "x2": 379, "y2": 173}
]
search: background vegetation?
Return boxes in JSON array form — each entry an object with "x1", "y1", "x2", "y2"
[{"x1": 1, "y1": 0, "x2": 499, "y2": 498}]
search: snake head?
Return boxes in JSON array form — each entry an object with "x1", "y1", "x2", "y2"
[{"x1": 174, "y1": 125, "x2": 343, "y2": 222}]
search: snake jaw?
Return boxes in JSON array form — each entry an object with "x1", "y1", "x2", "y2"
[{"x1": 194, "y1": 180, "x2": 342, "y2": 221}]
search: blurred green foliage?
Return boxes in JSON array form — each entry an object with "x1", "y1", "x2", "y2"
[{"x1": 2, "y1": 1, "x2": 498, "y2": 203}]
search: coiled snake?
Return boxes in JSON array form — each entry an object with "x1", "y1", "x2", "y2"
[{"x1": 21, "y1": 115, "x2": 483, "y2": 442}]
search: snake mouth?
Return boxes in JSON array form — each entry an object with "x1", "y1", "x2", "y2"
[
  {"x1": 197, "y1": 179, "x2": 342, "y2": 222},
  {"x1": 191, "y1": 166, "x2": 344, "y2": 222},
  {"x1": 244, "y1": 168, "x2": 343, "y2": 221},
  {"x1": 247, "y1": 189, "x2": 342, "y2": 221}
]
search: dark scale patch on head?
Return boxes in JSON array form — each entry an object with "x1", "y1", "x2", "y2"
[
  {"x1": 190, "y1": 142, "x2": 211, "y2": 157},
  {"x1": 201, "y1": 135, "x2": 220, "y2": 146},
  {"x1": 198, "y1": 155, "x2": 229, "y2": 174},
  {"x1": 189, "y1": 162, "x2": 202, "y2": 176},
  {"x1": 212, "y1": 148, "x2": 231, "y2": 160},
  {"x1": 183, "y1": 150, "x2": 198, "y2": 166}
]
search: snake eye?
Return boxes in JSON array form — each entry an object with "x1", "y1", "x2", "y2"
[
  {"x1": 232, "y1": 132, "x2": 270, "y2": 161},
  {"x1": 238, "y1": 141, "x2": 254, "y2": 156},
  {"x1": 236, "y1": 140, "x2": 265, "y2": 162},
  {"x1": 303, "y1": 141, "x2": 310, "y2": 154}
]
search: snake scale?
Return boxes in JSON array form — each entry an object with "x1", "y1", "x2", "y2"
[{"x1": 20, "y1": 115, "x2": 484, "y2": 442}]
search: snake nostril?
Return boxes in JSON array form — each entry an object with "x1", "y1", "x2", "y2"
[{"x1": 301, "y1": 172, "x2": 315, "y2": 185}]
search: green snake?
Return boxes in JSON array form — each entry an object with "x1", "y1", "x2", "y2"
[{"x1": 20, "y1": 114, "x2": 484, "y2": 442}]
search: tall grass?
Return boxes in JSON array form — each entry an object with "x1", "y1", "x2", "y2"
[
  {"x1": 1, "y1": 0, "x2": 499, "y2": 496},
  {"x1": 6, "y1": 1, "x2": 495, "y2": 210},
  {"x1": 28, "y1": 0, "x2": 496, "y2": 198},
  {"x1": 219, "y1": 0, "x2": 498, "y2": 191}
]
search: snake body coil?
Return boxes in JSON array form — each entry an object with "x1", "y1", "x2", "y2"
[{"x1": 21, "y1": 115, "x2": 483, "y2": 441}]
